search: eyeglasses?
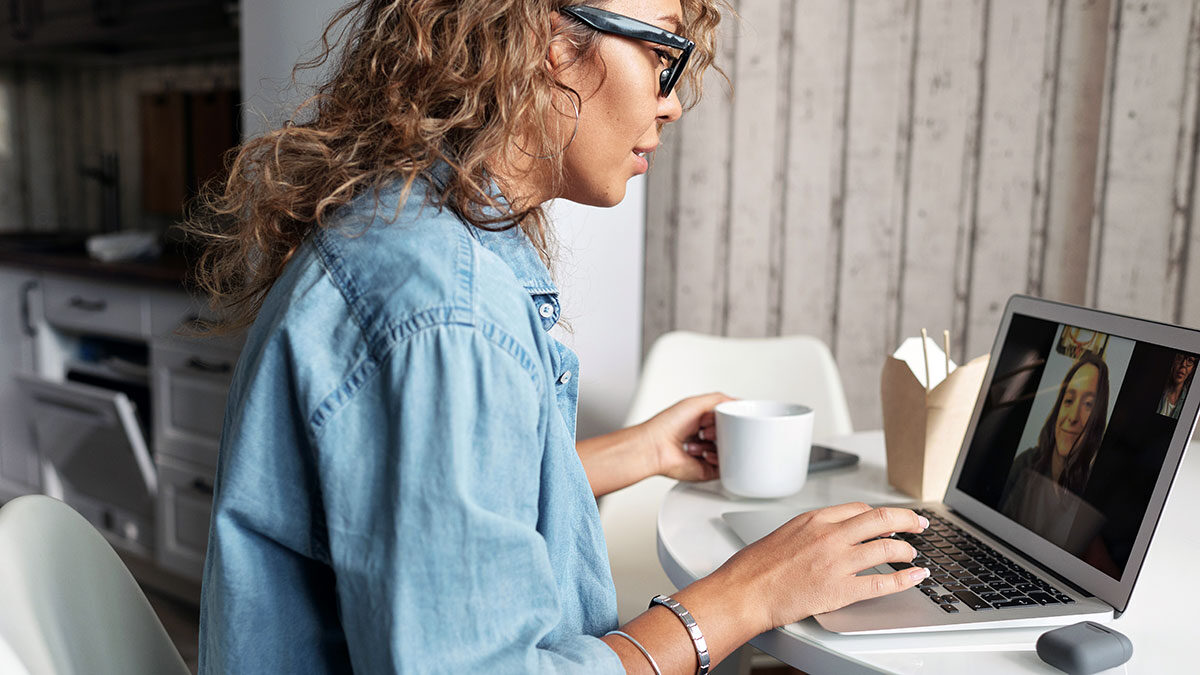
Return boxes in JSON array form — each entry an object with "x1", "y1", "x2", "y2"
[{"x1": 560, "y1": 5, "x2": 694, "y2": 99}]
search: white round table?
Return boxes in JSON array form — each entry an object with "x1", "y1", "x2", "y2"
[{"x1": 656, "y1": 431, "x2": 1199, "y2": 674}]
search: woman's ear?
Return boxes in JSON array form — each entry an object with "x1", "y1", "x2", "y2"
[{"x1": 546, "y1": 11, "x2": 573, "y2": 73}]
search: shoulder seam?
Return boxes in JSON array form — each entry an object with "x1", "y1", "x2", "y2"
[
  {"x1": 312, "y1": 231, "x2": 373, "y2": 338},
  {"x1": 309, "y1": 318, "x2": 545, "y2": 434}
]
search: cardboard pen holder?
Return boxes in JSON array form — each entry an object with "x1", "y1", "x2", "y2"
[{"x1": 880, "y1": 353, "x2": 990, "y2": 501}]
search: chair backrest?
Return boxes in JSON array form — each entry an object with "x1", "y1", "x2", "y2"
[
  {"x1": 625, "y1": 331, "x2": 853, "y2": 440},
  {"x1": 0, "y1": 495, "x2": 189, "y2": 675}
]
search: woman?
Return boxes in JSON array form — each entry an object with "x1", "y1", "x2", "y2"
[
  {"x1": 1156, "y1": 352, "x2": 1195, "y2": 419},
  {"x1": 1000, "y1": 352, "x2": 1109, "y2": 552},
  {"x1": 192, "y1": 1, "x2": 929, "y2": 672}
]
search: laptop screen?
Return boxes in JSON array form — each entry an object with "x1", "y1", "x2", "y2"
[{"x1": 954, "y1": 312, "x2": 1197, "y2": 580}]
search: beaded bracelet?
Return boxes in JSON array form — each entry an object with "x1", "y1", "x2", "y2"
[
  {"x1": 605, "y1": 630, "x2": 662, "y2": 675},
  {"x1": 649, "y1": 594, "x2": 710, "y2": 675}
]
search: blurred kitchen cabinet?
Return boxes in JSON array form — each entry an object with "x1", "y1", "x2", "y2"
[
  {"x1": 0, "y1": 0, "x2": 238, "y2": 57},
  {"x1": 140, "y1": 91, "x2": 188, "y2": 216},
  {"x1": 1, "y1": 262, "x2": 239, "y2": 594},
  {"x1": 0, "y1": 268, "x2": 41, "y2": 501},
  {"x1": 155, "y1": 454, "x2": 214, "y2": 579},
  {"x1": 141, "y1": 87, "x2": 239, "y2": 217}
]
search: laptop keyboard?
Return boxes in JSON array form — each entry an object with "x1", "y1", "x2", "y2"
[{"x1": 888, "y1": 508, "x2": 1075, "y2": 614}]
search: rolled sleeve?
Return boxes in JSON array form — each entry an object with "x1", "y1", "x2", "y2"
[{"x1": 315, "y1": 323, "x2": 621, "y2": 673}]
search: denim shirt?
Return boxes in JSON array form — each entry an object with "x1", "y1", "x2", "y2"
[{"x1": 198, "y1": 177, "x2": 622, "y2": 673}]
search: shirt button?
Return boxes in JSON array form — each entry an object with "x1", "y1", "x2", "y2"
[
  {"x1": 558, "y1": 370, "x2": 572, "y2": 385},
  {"x1": 539, "y1": 303, "x2": 555, "y2": 318}
]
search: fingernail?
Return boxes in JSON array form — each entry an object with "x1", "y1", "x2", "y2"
[
  {"x1": 909, "y1": 567, "x2": 930, "y2": 582},
  {"x1": 918, "y1": 516, "x2": 929, "y2": 530}
]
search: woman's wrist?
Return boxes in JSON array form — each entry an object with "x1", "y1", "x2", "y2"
[
  {"x1": 671, "y1": 567, "x2": 772, "y2": 656},
  {"x1": 577, "y1": 425, "x2": 662, "y2": 497}
]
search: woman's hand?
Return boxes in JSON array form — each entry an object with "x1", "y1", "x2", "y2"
[
  {"x1": 638, "y1": 392, "x2": 734, "y2": 482},
  {"x1": 707, "y1": 502, "x2": 931, "y2": 631}
]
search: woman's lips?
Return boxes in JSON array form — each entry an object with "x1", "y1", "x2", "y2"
[{"x1": 632, "y1": 151, "x2": 648, "y2": 174}]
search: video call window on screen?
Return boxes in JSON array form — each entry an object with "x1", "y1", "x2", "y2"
[
  {"x1": 957, "y1": 316, "x2": 1197, "y2": 580},
  {"x1": 1156, "y1": 352, "x2": 1195, "y2": 419}
]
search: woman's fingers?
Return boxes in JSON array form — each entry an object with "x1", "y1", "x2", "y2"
[
  {"x1": 851, "y1": 537, "x2": 917, "y2": 573},
  {"x1": 682, "y1": 440, "x2": 719, "y2": 466},
  {"x1": 839, "y1": 507, "x2": 927, "y2": 544},
  {"x1": 851, "y1": 567, "x2": 930, "y2": 605},
  {"x1": 809, "y1": 502, "x2": 874, "y2": 524}
]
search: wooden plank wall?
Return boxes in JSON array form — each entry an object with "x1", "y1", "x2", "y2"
[
  {"x1": 0, "y1": 57, "x2": 238, "y2": 234},
  {"x1": 645, "y1": 0, "x2": 1200, "y2": 428}
]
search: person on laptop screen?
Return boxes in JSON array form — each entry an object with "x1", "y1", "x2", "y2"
[
  {"x1": 1156, "y1": 352, "x2": 1196, "y2": 419},
  {"x1": 999, "y1": 352, "x2": 1110, "y2": 556}
]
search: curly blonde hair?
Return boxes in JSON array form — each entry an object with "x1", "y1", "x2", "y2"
[{"x1": 188, "y1": 0, "x2": 726, "y2": 332}]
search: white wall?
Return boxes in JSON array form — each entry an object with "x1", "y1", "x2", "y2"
[
  {"x1": 550, "y1": 183, "x2": 646, "y2": 440},
  {"x1": 241, "y1": 0, "x2": 646, "y2": 440},
  {"x1": 240, "y1": 0, "x2": 338, "y2": 138}
]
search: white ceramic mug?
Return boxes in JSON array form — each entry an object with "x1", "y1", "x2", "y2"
[{"x1": 714, "y1": 400, "x2": 815, "y2": 498}]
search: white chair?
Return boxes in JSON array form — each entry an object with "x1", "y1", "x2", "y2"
[
  {"x1": 0, "y1": 495, "x2": 189, "y2": 675},
  {"x1": 600, "y1": 331, "x2": 853, "y2": 624}
]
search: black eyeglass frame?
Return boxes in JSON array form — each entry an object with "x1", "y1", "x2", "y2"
[{"x1": 560, "y1": 5, "x2": 694, "y2": 98}]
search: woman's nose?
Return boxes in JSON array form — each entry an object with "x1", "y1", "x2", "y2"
[
  {"x1": 658, "y1": 88, "x2": 683, "y2": 124},
  {"x1": 1067, "y1": 403, "x2": 1083, "y2": 423}
]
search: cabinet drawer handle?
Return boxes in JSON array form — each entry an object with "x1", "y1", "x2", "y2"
[
  {"x1": 69, "y1": 296, "x2": 107, "y2": 312},
  {"x1": 20, "y1": 280, "x2": 38, "y2": 337},
  {"x1": 191, "y1": 479, "x2": 214, "y2": 496},
  {"x1": 186, "y1": 357, "x2": 232, "y2": 374}
]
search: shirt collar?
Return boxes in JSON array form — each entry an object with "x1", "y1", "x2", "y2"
[
  {"x1": 471, "y1": 225, "x2": 558, "y2": 297},
  {"x1": 425, "y1": 161, "x2": 559, "y2": 298}
]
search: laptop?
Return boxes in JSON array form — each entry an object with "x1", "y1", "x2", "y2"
[{"x1": 723, "y1": 295, "x2": 1200, "y2": 634}]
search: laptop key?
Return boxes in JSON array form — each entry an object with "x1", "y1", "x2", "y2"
[
  {"x1": 1001, "y1": 588, "x2": 1026, "y2": 599},
  {"x1": 1056, "y1": 595, "x2": 1075, "y2": 604},
  {"x1": 1027, "y1": 592, "x2": 1060, "y2": 605},
  {"x1": 1016, "y1": 583, "x2": 1038, "y2": 593},
  {"x1": 940, "y1": 603, "x2": 960, "y2": 614},
  {"x1": 981, "y1": 592, "x2": 1006, "y2": 603},
  {"x1": 921, "y1": 587, "x2": 940, "y2": 597},
  {"x1": 991, "y1": 599, "x2": 1033, "y2": 609},
  {"x1": 888, "y1": 562, "x2": 914, "y2": 571},
  {"x1": 952, "y1": 590, "x2": 992, "y2": 610},
  {"x1": 942, "y1": 583, "x2": 968, "y2": 592}
]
